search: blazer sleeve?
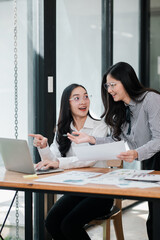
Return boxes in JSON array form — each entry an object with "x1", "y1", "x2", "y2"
[{"x1": 136, "y1": 93, "x2": 160, "y2": 161}]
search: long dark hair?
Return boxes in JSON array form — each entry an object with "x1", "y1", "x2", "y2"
[
  {"x1": 56, "y1": 83, "x2": 92, "y2": 157},
  {"x1": 101, "y1": 62, "x2": 160, "y2": 140}
]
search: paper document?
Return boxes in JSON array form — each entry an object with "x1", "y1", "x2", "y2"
[
  {"x1": 73, "y1": 140, "x2": 127, "y2": 161},
  {"x1": 35, "y1": 171, "x2": 102, "y2": 185},
  {"x1": 87, "y1": 169, "x2": 158, "y2": 188},
  {"x1": 125, "y1": 173, "x2": 160, "y2": 182}
]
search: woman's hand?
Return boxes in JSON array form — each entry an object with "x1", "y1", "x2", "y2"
[
  {"x1": 117, "y1": 150, "x2": 138, "y2": 163},
  {"x1": 29, "y1": 133, "x2": 48, "y2": 149},
  {"x1": 35, "y1": 159, "x2": 59, "y2": 170},
  {"x1": 67, "y1": 132, "x2": 96, "y2": 144}
]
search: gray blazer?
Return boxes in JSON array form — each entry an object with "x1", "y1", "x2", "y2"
[{"x1": 95, "y1": 92, "x2": 160, "y2": 162}]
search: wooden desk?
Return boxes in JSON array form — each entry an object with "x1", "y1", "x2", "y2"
[{"x1": 0, "y1": 168, "x2": 160, "y2": 239}]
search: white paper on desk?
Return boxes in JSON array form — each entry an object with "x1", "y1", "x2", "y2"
[
  {"x1": 35, "y1": 171, "x2": 102, "y2": 185},
  {"x1": 125, "y1": 173, "x2": 160, "y2": 182},
  {"x1": 86, "y1": 169, "x2": 157, "y2": 188},
  {"x1": 73, "y1": 140, "x2": 127, "y2": 161}
]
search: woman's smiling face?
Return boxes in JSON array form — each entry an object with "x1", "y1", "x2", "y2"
[
  {"x1": 69, "y1": 86, "x2": 90, "y2": 118},
  {"x1": 106, "y1": 74, "x2": 131, "y2": 104}
]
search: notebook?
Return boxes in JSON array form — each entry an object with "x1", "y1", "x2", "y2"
[{"x1": 0, "y1": 138, "x2": 64, "y2": 175}]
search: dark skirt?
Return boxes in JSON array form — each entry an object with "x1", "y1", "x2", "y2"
[{"x1": 142, "y1": 151, "x2": 160, "y2": 170}]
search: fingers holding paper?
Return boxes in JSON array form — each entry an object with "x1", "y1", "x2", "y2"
[{"x1": 117, "y1": 150, "x2": 138, "y2": 162}]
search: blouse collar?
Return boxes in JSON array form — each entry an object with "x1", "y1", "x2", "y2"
[{"x1": 70, "y1": 115, "x2": 95, "y2": 131}]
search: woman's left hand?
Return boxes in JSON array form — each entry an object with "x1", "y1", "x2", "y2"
[
  {"x1": 67, "y1": 132, "x2": 96, "y2": 144},
  {"x1": 117, "y1": 150, "x2": 138, "y2": 162}
]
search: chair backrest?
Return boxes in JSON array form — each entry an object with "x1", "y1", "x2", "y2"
[
  {"x1": 87, "y1": 160, "x2": 124, "y2": 240},
  {"x1": 106, "y1": 159, "x2": 123, "y2": 168},
  {"x1": 106, "y1": 160, "x2": 123, "y2": 209}
]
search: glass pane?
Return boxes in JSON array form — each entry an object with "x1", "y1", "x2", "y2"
[
  {"x1": 113, "y1": 0, "x2": 140, "y2": 74},
  {"x1": 0, "y1": 0, "x2": 27, "y2": 238},
  {"x1": 0, "y1": 0, "x2": 28, "y2": 141},
  {"x1": 0, "y1": 1, "x2": 16, "y2": 138},
  {"x1": 0, "y1": 1, "x2": 42, "y2": 239},
  {"x1": 150, "y1": 0, "x2": 160, "y2": 90},
  {"x1": 56, "y1": 0, "x2": 102, "y2": 119}
]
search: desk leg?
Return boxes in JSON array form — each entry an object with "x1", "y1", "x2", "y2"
[
  {"x1": 25, "y1": 191, "x2": 33, "y2": 240},
  {"x1": 34, "y1": 192, "x2": 45, "y2": 240},
  {"x1": 153, "y1": 199, "x2": 160, "y2": 240}
]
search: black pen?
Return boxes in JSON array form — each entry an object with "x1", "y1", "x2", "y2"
[{"x1": 62, "y1": 133, "x2": 79, "y2": 137}]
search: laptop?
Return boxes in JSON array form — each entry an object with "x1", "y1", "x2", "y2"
[{"x1": 0, "y1": 138, "x2": 64, "y2": 175}]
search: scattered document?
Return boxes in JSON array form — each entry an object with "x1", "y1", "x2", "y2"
[
  {"x1": 35, "y1": 171, "x2": 102, "y2": 185},
  {"x1": 73, "y1": 140, "x2": 127, "y2": 162},
  {"x1": 125, "y1": 172, "x2": 160, "y2": 182},
  {"x1": 35, "y1": 169, "x2": 160, "y2": 188},
  {"x1": 86, "y1": 169, "x2": 159, "y2": 188}
]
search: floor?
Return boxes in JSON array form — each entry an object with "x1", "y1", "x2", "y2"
[
  {"x1": 0, "y1": 191, "x2": 148, "y2": 240},
  {"x1": 87, "y1": 201, "x2": 148, "y2": 240}
]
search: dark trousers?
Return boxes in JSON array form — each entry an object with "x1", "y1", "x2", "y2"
[
  {"x1": 143, "y1": 151, "x2": 160, "y2": 240},
  {"x1": 147, "y1": 201, "x2": 153, "y2": 240},
  {"x1": 45, "y1": 194, "x2": 113, "y2": 240}
]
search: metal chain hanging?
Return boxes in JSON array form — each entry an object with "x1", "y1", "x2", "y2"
[
  {"x1": 14, "y1": 0, "x2": 20, "y2": 239},
  {"x1": 14, "y1": 0, "x2": 18, "y2": 140}
]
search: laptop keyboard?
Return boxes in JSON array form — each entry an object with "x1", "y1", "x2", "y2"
[{"x1": 36, "y1": 168, "x2": 52, "y2": 173}]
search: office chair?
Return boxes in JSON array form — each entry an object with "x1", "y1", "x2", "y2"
[{"x1": 85, "y1": 160, "x2": 124, "y2": 240}]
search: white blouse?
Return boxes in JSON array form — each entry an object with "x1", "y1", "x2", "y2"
[{"x1": 38, "y1": 116, "x2": 109, "y2": 169}]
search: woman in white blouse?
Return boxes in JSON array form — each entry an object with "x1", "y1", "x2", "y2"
[
  {"x1": 30, "y1": 84, "x2": 108, "y2": 169},
  {"x1": 29, "y1": 83, "x2": 113, "y2": 240}
]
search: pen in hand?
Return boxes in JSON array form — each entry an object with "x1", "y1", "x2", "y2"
[{"x1": 63, "y1": 133, "x2": 79, "y2": 137}]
